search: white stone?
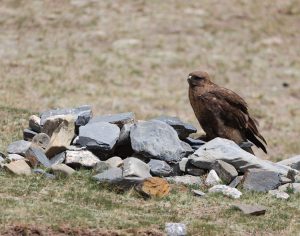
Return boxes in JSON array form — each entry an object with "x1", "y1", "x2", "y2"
[
  {"x1": 209, "y1": 185, "x2": 242, "y2": 199},
  {"x1": 205, "y1": 170, "x2": 222, "y2": 186}
]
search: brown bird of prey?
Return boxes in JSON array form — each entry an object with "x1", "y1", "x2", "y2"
[{"x1": 187, "y1": 71, "x2": 267, "y2": 154}]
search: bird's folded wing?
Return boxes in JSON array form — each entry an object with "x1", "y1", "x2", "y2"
[{"x1": 197, "y1": 90, "x2": 249, "y2": 130}]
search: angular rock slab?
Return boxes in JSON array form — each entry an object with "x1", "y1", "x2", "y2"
[
  {"x1": 45, "y1": 115, "x2": 75, "y2": 158},
  {"x1": 229, "y1": 176, "x2": 243, "y2": 188},
  {"x1": 77, "y1": 122, "x2": 120, "y2": 154},
  {"x1": 23, "y1": 129, "x2": 38, "y2": 141},
  {"x1": 166, "y1": 175, "x2": 201, "y2": 185},
  {"x1": 92, "y1": 167, "x2": 123, "y2": 182},
  {"x1": 243, "y1": 169, "x2": 281, "y2": 192},
  {"x1": 165, "y1": 223, "x2": 187, "y2": 236},
  {"x1": 65, "y1": 150, "x2": 100, "y2": 168},
  {"x1": 153, "y1": 115, "x2": 197, "y2": 139},
  {"x1": 277, "y1": 155, "x2": 300, "y2": 171},
  {"x1": 192, "y1": 189, "x2": 206, "y2": 197},
  {"x1": 179, "y1": 158, "x2": 206, "y2": 176},
  {"x1": 4, "y1": 160, "x2": 31, "y2": 176},
  {"x1": 7, "y1": 154, "x2": 25, "y2": 162},
  {"x1": 233, "y1": 203, "x2": 267, "y2": 215},
  {"x1": 190, "y1": 138, "x2": 292, "y2": 176},
  {"x1": 148, "y1": 159, "x2": 172, "y2": 177},
  {"x1": 205, "y1": 170, "x2": 222, "y2": 186},
  {"x1": 130, "y1": 120, "x2": 190, "y2": 163},
  {"x1": 212, "y1": 160, "x2": 238, "y2": 184},
  {"x1": 51, "y1": 164, "x2": 75, "y2": 177},
  {"x1": 123, "y1": 157, "x2": 151, "y2": 178},
  {"x1": 89, "y1": 112, "x2": 135, "y2": 128},
  {"x1": 7, "y1": 140, "x2": 31, "y2": 156},
  {"x1": 209, "y1": 185, "x2": 242, "y2": 199},
  {"x1": 49, "y1": 152, "x2": 66, "y2": 166},
  {"x1": 26, "y1": 146, "x2": 52, "y2": 168},
  {"x1": 40, "y1": 105, "x2": 92, "y2": 126}
]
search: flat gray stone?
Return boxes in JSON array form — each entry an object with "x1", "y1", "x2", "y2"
[
  {"x1": 192, "y1": 189, "x2": 206, "y2": 197},
  {"x1": 7, "y1": 140, "x2": 31, "y2": 156},
  {"x1": 23, "y1": 129, "x2": 37, "y2": 141},
  {"x1": 190, "y1": 154, "x2": 215, "y2": 170},
  {"x1": 165, "y1": 223, "x2": 187, "y2": 236},
  {"x1": 179, "y1": 158, "x2": 206, "y2": 176},
  {"x1": 243, "y1": 169, "x2": 281, "y2": 192},
  {"x1": 89, "y1": 112, "x2": 135, "y2": 128},
  {"x1": 25, "y1": 146, "x2": 52, "y2": 168},
  {"x1": 229, "y1": 176, "x2": 243, "y2": 188},
  {"x1": 148, "y1": 159, "x2": 172, "y2": 177},
  {"x1": 205, "y1": 170, "x2": 222, "y2": 186},
  {"x1": 40, "y1": 105, "x2": 92, "y2": 126},
  {"x1": 189, "y1": 138, "x2": 291, "y2": 176},
  {"x1": 183, "y1": 137, "x2": 206, "y2": 150},
  {"x1": 51, "y1": 164, "x2": 75, "y2": 176},
  {"x1": 166, "y1": 175, "x2": 201, "y2": 185},
  {"x1": 7, "y1": 154, "x2": 25, "y2": 162},
  {"x1": 49, "y1": 152, "x2": 66, "y2": 166},
  {"x1": 209, "y1": 185, "x2": 242, "y2": 199},
  {"x1": 77, "y1": 122, "x2": 120, "y2": 155},
  {"x1": 233, "y1": 203, "x2": 267, "y2": 215},
  {"x1": 65, "y1": 150, "x2": 100, "y2": 168},
  {"x1": 130, "y1": 120, "x2": 190, "y2": 163},
  {"x1": 92, "y1": 167, "x2": 123, "y2": 182},
  {"x1": 212, "y1": 160, "x2": 238, "y2": 184},
  {"x1": 123, "y1": 157, "x2": 151, "y2": 178},
  {"x1": 105, "y1": 156, "x2": 123, "y2": 168},
  {"x1": 32, "y1": 133, "x2": 50, "y2": 150},
  {"x1": 29, "y1": 115, "x2": 41, "y2": 132},
  {"x1": 153, "y1": 115, "x2": 197, "y2": 139},
  {"x1": 268, "y1": 190, "x2": 289, "y2": 199},
  {"x1": 4, "y1": 160, "x2": 31, "y2": 176},
  {"x1": 277, "y1": 155, "x2": 300, "y2": 171}
]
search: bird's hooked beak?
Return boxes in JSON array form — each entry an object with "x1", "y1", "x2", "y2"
[{"x1": 187, "y1": 75, "x2": 192, "y2": 84}]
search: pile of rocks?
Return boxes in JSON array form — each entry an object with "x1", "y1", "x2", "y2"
[{"x1": 1, "y1": 105, "x2": 300, "y2": 199}]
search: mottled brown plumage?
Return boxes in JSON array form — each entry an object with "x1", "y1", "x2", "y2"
[{"x1": 188, "y1": 71, "x2": 267, "y2": 154}]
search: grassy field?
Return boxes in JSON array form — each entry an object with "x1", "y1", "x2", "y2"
[{"x1": 0, "y1": 0, "x2": 300, "y2": 235}]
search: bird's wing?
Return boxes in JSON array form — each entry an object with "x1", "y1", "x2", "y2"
[
  {"x1": 198, "y1": 89, "x2": 267, "y2": 153},
  {"x1": 197, "y1": 90, "x2": 249, "y2": 130}
]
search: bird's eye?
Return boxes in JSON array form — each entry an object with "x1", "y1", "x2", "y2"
[{"x1": 188, "y1": 75, "x2": 192, "y2": 79}]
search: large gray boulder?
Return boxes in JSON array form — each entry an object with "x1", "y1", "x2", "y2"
[
  {"x1": 77, "y1": 122, "x2": 120, "y2": 156},
  {"x1": 189, "y1": 138, "x2": 292, "y2": 176},
  {"x1": 153, "y1": 115, "x2": 197, "y2": 139},
  {"x1": 89, "y1": 112, "x2": 135, "y2": 128},
  {"x1": 277, "y1": 155, "x2": 300, "y2": 171},
  {"x1": 130, "y1": 120, "x2": 191, "y2": 163},
  {"x1": 40, "y1": 105, "x2": 92, "y2": 126},
  {"x1": 242, "y1": 169, "x2": 281, "y2": 192},
  {"x1": 7, "y1": 140, "x2": 31, "y2": 156}
]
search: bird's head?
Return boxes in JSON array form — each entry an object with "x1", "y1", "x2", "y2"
[{"x1": 187, "y1": 71, "x2": 211, "y2": 87}]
